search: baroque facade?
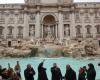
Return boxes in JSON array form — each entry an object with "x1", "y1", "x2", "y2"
[{"x1": 0, "y1": 0, "x2": 100, "y2": 47}]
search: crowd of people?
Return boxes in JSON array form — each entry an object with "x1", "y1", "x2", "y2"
[
  {"x1": 0, "y1": 61, "x2": 21, "y2": 80},
  {"x1": 0, "y1": 60, "x2": 96, "y2": 80}
]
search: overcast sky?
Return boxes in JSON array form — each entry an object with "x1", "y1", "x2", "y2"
[{"x1": 0, "y1": 0, "x2": 100, "y2": 4}]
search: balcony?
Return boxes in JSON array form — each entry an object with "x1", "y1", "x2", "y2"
[
  {"x1": 86, "y1": 34, "x2": 93, "y2": 38},
  {"x1": 84, "y1": 19, "x2": 91, "y2": 23},
  {"x1": 7, "y1": 34, "x2": 13, "y2": 39},
  {"x1": 76, "y1": 34, "x2": 83, "y2": 38},
  {"x1": 75, "y1": 19, "x2": 81, "y2": 23},
  {"x1": 0, "y1": 34, "x2": 4, "y2": 39},
  {"x1": 18, "y1": 19, "x2": 24, "y2": 24},
  {"x1": 96, "y1": 34, "x2": 100, "y2": 38},
  {"x1": 17, "y1": 34, "x2": 23, "y2": 39},
  {"x1": 94, "y1": 18, "x2": 100, "y2": 23},
  {"x1": 0, "y1": 19, "x2": 5, "y2": 24}
]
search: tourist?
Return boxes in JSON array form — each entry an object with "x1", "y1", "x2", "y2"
[
  {"x1": 8, "y1": 63, "x2": 11, "y2": 69},
  {"x1": 38, "y1": 60, "x2": 48, "y2": 80},
  {"x1": 1, "y1": 68, "x2": 9, "y2": 80},
  {"x1": 87, "y1": 63, "x2": 96, "y2": 80},
  {"x1": 98, "y1": 63, "x2": 100, "y2": 66},
  {"x1": 24, "y1": 64, "x2": 35, "y2": 80},
  {"x1": 14, "y1": 61, "x2": 21, "y2": 80},
  {"x1": 78, "y1": 67, "x2": 86, "y2": 80},
  {"x1": 0, "y1": 76, "x2": 2, "y2": 80},
  {"x1": 0, "y1": 65, "x2": 2, "y2": 80},
  {"x1": 64, "y1": 64, "x2": 76, "y2": 80},
  {"x1": 8, "y1": 68, "x2": 20, "y2": 80},
  {"x1": 0, "y1": 65, "x2": 2, "y2": 76},
  {"x1": 51, "y1": 63, "x2": 62, "y2": 80},
  {"x1": 83, "y1": 66, "x2": 87, "y2": 72}
]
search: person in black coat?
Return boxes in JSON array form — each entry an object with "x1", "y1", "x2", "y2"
[
  {"x1": 38, "y1": 60, "x2": 48, "y2": 80},
  {"x1": 24, "y1": 64, "x2": 35, "y2": 80},
  {"x1": 0, "y1": 65, "x2": 2, "y2": 76},
  {"x1": 78, "y1": 67, "x2": 86, "y2": 80},
  {"x1": 87, "y1": 63, "x2": 96, "y2": 80},
  {"x1": 51, "y1": 63, "x2": 62, "y2": 80},
  {"x1": 65, "y1": 64, "x2": 76, "y2": 80}
]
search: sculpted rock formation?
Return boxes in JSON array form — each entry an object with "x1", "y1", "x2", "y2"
[{"x1": 0, "y1": 39, "x2": 100, "y2": 58}]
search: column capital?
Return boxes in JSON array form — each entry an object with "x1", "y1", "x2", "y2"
[
  {"x1": 36, "y1": 6, "x2": 40, "y2": 13},
  {"x1": 58, "y1": 6, "x2": 63, "y2": 12}
]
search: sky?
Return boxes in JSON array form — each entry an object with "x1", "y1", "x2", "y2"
[{"x1": 0, "y1": 0, "x2": 100, "y2": 4}]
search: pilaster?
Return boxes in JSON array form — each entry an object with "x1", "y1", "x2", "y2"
[
  {"x1": 23, "y1": 11, "x2": 29, "y2": 40},
  {"x1": 36, "y1": 6, "x2": 40, "y2": 38},
  {"x1": 70, "y1": 11, "x2": 76, "y2": 39},
  {"x1": 58, "y1": 6, "x2": 64, "y2": 41}
]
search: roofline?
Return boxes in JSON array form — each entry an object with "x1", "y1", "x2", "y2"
[
  {"x1": 0, "y1": 3, "x2": 25, "y2": 5},
  {"x1": 74, "y1": 2, "x2": 100, "y2": 4}
]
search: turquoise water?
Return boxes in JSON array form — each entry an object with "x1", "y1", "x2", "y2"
[{"x1": 0, "y1": 57, "x2": 100, "y2": 80}]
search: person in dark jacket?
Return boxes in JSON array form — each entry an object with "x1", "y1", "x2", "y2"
[
  {"x1": 78, "y1": 67, "x2": 86, "y2": 80},
  {"x1": 65, "y1": 64, "x2": 76, "y2": 80},
  {"x1": 24, "y1": 64, "x2": 35, "y2": 80},
  {"x1": 0, "y1": 65, "x2": 2, "y2": 76},
  {"x1": 87, "y1": 63, "x2": 96, "y2": 80},
  {"x1": 1, "y1": 68, "x2": 9, "y2": 80},
  {"x1": 38, "y1": 60, "x2": 48, "y2": 80},
  {"x1": 51, "y1": 63, "x2": 62, "y2": 80}
]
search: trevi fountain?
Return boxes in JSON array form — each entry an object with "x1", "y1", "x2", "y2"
[{"x1": 0, "y1": 0, "x2": 100, "y2": 80}]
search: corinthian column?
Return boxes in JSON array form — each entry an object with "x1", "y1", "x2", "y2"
[
  {"x1": 58, "y1": 8, "x2": 64, "y2": 41},
  {"x1": 24, "y1": 12, "x2": 29, "y2": 40},
  {"x1": 70, "y1": 9, "x2": 76, "y2": 39},
  {"x1": 36, "y1": 10, "x2": 40, "y2": 38}
]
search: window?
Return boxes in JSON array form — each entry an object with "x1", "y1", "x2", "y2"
[
  {"x1": 8, "y1": 26, "x2": 13, "y2": 35},
  {"x1": 76, "y1": 26, "x2": 81, "y2": 34},
  {"x1": 86, "y1": 25, "x2": 91, "y2": 34},
  {"x1": 84, "y1": 10, "x2": 91, "y2": 22},
  {"x1": 94, "y1": 11, "x2": 99, "y2": 18},
  {"x1": 18, "y1": 13, "x2": 24, "y2": 24},
  {"x1": 95, "y1": 25, "x2": 100, "y2": 34},
  {"x1": 87, "y1": 27, "x2": 91, "y2": 34},
  {"x1": 75, "y1": 11, "x2": 81, "y2": 23},
  {"x1": 0, "y1": 12, "x2": 5, "y2": 24},
  {"x1": 8, "y1": 41, "x2": 11, "y2": 47},
  {"x1": 18, "y1": 26, "x2": 23, "y2": 35},
  {"x1": 0, "y1": 26, "x2": 4, "y2": 35},
  {"x1": 99, "y1": 40, "x2": 100, "y2": 46}
]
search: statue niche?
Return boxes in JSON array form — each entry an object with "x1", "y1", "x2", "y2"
[{"x1": 42, "y1": 15, "x2": 56, "y2": 41}]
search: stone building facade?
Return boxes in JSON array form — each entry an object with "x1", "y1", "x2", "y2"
[{"x1": 0, "y1": 0, "x2": 100, "y2": 47}]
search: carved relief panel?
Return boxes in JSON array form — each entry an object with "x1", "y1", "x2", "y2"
[
  {"x1": 28, "y1": 13, "x2": 36, "y2": 23},
  {"x1": 63, "y1": 12, "x2": 70, "y2": 21}
]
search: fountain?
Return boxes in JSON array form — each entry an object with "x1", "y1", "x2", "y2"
[
  {"x1": 0, "y1": 57, "x2": 100, "y2": 80},
  {"x1": 0, "y1": 37, "x2": 100, "y2": 58},
  {"x1": 0, "y1": 38, "x2": 100, "y2": 80}
]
